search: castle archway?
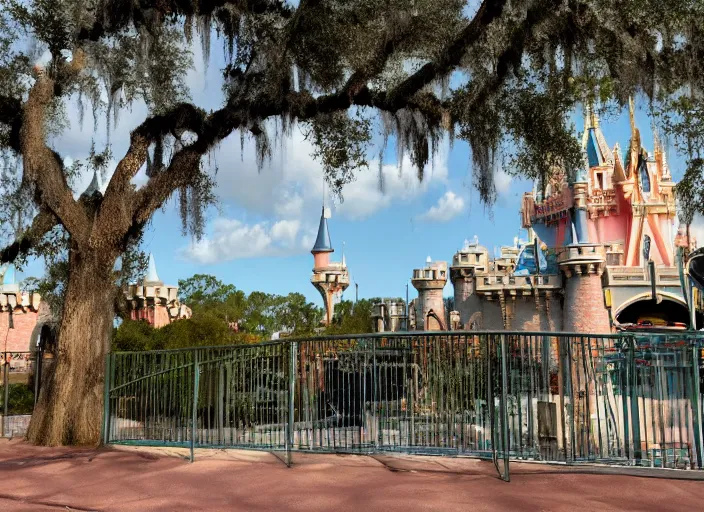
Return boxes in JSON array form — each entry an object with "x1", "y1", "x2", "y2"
[{"x1": 614, "y1": 294, "x2": 700, "y2": 327}]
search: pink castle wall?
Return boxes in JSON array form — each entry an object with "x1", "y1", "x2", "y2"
[{"x1": 0, "y1": 310, "x2": 38, "y2": 353}]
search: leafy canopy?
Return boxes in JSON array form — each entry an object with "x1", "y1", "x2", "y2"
[{"x1": 2, "y1": 0, "x2": 704, "y2": 280}]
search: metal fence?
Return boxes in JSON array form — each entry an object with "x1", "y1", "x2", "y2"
[
  {"x1": 1, "y1": 350, "x2": 51, "y2": 437},
  {"x1": 104, "y1": 331, "x2": 704, "y2": 479}
]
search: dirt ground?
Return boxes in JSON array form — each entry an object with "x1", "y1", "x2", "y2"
[{"x1": 1, "y1": 438, "x2": 703, "y2": 511}]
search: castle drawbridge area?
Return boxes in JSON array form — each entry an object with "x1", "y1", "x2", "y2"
[{"x1": 104, "y1": 331, "x2": 704, "y2": 480}]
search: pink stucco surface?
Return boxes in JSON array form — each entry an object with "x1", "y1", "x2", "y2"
[{"x1": 1, "y1": 440, "x2": 703, "y2": 511}]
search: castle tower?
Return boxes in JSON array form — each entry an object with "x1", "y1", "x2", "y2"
[
  {"x1": 411, "y1": 257, "x2": 448, "y2": 331},
  {"x1": 310, "y1": 207, "x2": 349, "y2": 325},
  {"x1": 124, "y1": 254, "x2": 191, "y2": 328},
  {"x1": 450, "y1": 238, "x2": 490, "y2": 330},
  {"x1": 0, "y1": 263, "x2": 42, "y2": 353},
  {"x1": 559, "y1": 244, "x2": 611, "y2": 333}
]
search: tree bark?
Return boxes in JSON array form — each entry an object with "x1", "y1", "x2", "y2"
[{"x1": 26, "y1": 244, "x2": 117, "y2": 446}]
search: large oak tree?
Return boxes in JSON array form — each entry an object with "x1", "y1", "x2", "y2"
[{"x1": 0, "y1": 0, "x2": 703, "y2": 445}]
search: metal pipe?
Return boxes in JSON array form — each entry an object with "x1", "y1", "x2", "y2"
[
  {"x1": 287, "y1": 342, "x2": 297, "y2": 467},
  {"x1": 500, "y1": 334, "x2": 511, "y2": 482},
  {"x1": 2, "y1": 354, "x2": 7, "y2": 438},
  {"x1": 190, "y1": 350, "x2": 200, "y2": 463}
]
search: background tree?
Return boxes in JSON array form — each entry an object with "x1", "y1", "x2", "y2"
[{"x1": 1, "y1": 0, "x2": 703, "y2": 445}]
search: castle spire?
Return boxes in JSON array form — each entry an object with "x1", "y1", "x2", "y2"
[
  {"x1": 311, "y1": 206, "x2": 333, "y2": 253},
  {"x1": 144, "y1": 253, "x2": 162, "y2": 285}
]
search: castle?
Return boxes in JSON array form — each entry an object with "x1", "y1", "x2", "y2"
[{"x1": 365, "y1": 106, "x2": 698, "y2": 334}]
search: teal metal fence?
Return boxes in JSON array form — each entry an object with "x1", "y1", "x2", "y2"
[{"x1": 104, "y1": 331, "x2": 704, "y2": 478}]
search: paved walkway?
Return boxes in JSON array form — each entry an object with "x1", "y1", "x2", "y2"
[{"x1": 1, "y1": 439, "x2": 703, "y2": 511}]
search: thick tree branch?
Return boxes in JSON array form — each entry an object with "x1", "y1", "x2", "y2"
[
  {"x1": 20, "y1": 76, "x2": 91, "y2": 244},
  {"x1": 0, "y1": 208, "x2": 58, "y2": 264},
  {"x1": 105, "y1": 0, "x2": 554, "y2": 244},
  {"x1": 132, "y1": 148, "x2": 204, "y2": 225}
]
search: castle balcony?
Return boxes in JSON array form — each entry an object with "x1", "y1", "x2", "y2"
[
  {"x1": 475, "y1": 272, "x2": 563, "y2": 299},
  {"x1": 587, "y1": 188, "x2": 619, "y2": 218},
  {"x1": 558, "y1": 243, "x2": 606, "y2": 265},
  {"x1": 311, "y1": 268, "x2": 350, "y2": 286}
]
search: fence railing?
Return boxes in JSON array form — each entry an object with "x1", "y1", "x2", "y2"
[
  {"x1": 1, "y1": 350, "x2": 51, "y2": 437},
  {"x1": 104, "y1": 331, "x2": 704, "y2": 478}
]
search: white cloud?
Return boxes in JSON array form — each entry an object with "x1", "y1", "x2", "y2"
[
  {"x1": 418, "y1": 191, "x2": 465, "y2": 222},
  {"x1": 214, "y1": 125, "x2": 449, "y2": 222},
  {"x1": 180, "y1": 217, "x2": 312, "y2": 264},
  {"x1": 495, "y1": 168, "x2": 512, "y2": 196}
]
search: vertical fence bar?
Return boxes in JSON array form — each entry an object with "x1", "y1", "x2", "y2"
[
  {"x1": 102, "y1": 352, "x2": 112, "y2": 445},
  {"x1": 2, "y1": 353, "x2": 8, "y2": 437},
  {"x1": 190, "y1": 350, "x2": 200, "y2": 463},
  {"x1": 500, "y1": 334, "x2": 510, "y2": 482},
  {"x1": 691, "y1": 342, "x2": 703, "y2": 469},
  {"x1": 286, "y1": 342, "x2": 297, "y2": 467},
  {"x1": 34, "y1": 346, "x2": 43, "y2": 407}
]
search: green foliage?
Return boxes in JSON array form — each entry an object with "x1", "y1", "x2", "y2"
[
  {"x1": 325, "y1": 299, "x2": 376, "y2": 335},
  {"x1": 115, "y1": 275, "x2": 324, "y2": 350},
  {"x1": 0, "y1": 384, "x2": 35, "y2": 415}
]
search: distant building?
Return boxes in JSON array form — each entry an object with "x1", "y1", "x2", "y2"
[
  {"x1": 123, "y1": 254, "x2": 191, "y2": 328},
  {"x1": 371, "y1": 299, "x2": 408, "y2": 332}
]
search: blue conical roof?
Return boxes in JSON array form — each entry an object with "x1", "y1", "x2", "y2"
[{"x1": 311, "y1": 207, "x2": 333, "y2": 253}]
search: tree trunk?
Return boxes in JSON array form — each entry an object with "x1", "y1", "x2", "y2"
[{"x1": 26, "y1": 245, "x2": 117, "y2": 446}]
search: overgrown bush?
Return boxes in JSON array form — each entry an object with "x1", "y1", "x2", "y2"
[{"x1": 0, "y1": 384, "x2": 35, "y2": 415}]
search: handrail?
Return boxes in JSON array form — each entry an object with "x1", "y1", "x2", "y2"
[{"x1": 108, "y1": 329, "x2": 696, "y2": 356}]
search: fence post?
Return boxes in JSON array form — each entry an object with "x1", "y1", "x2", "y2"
[
  {"x1": 499, "y1": 334, "x2": 510, "y2": 482},
  {"x1": 190, "y1": 350, "x2": 200, "y2": 463},
  {"x1": 102, "y1": 352, "x2": 111, "y2": 445},
  {"x1": 691, "y1": 342, "x2": 703, "y2": 469},
  {"x1": 2, "y1": 353, "x2": 8, "y2": 438},
  {"x1": 627, "y1": 337, "x2": 642, "y2": 464},
  {"x1": 286, "y1": 342, "x2": 297, "y2": 468}
]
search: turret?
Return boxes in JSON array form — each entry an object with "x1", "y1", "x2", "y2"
[
  {"x1": 310, "y1": 207, "x2": 349, "y2": 325},
  {"x1": 124, "y1": 253, "x2": 191, "y2": 328},
  {"x1": 450, "y1": 238, "x2": 489, "y2": 329},
  {"x1": 411, "y1": 257, "x2": 447, "y2": 330}
]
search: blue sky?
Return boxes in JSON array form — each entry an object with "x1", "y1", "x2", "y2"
[{"x1": 16, "y1": 39, "x2": 695, "y2": 307}]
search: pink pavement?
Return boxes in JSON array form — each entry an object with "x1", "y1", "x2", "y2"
[{"x1": 1, "y1": 438, "x2": 703, "y2": 511}]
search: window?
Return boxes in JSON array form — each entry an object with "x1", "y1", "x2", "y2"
[
  {"x1": 424, "y1": 270, "x2": 431, "y2": 278},
  {"x1": 596, "y1": 172, "x2": 604, "y2": 190}
]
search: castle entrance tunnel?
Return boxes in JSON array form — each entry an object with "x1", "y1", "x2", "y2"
[{"x1": 615, "y1": 298, "x2": 702, "y2": 327}]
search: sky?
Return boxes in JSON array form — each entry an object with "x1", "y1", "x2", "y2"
[{"x1": 15, "y1": 35, "x2": 701, "y2": 307}]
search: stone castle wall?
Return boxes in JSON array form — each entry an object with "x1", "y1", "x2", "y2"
[
  {"x1": 416, "y1": 287, "x2": 445, "y2": 330},
  {"x1": 563, "y1": 274, "x2": 610, "y2": 333}
]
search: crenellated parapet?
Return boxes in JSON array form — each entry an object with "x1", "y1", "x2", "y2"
[
  {"x1": 558, "y1": 243, "x2": 606, "y2": 278},
  {"x1": 123, "y1": 254, "x2": 191, "y2": 328}
]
